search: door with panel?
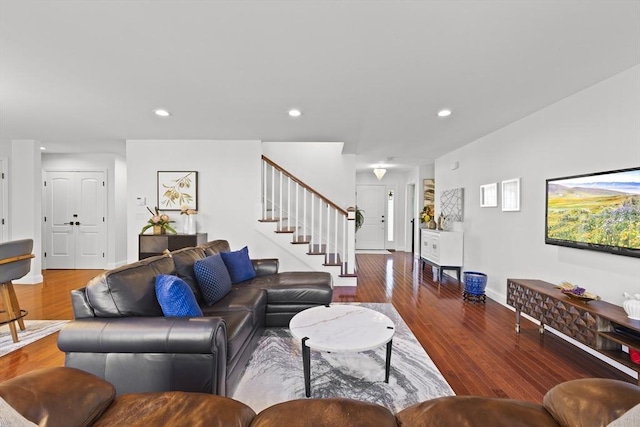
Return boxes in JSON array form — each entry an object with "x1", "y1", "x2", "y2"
[{"x1": 45, "y1": 171, "x2": 106, "y2": 269}]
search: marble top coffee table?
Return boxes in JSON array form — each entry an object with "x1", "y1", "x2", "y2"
[{"x1": 289, "y1": 304, "x2": 395, "y2": 397}]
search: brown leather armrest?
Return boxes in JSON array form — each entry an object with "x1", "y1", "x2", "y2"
[{"x1": 0, "y1": 367, "x2": 115, "y2": 427}]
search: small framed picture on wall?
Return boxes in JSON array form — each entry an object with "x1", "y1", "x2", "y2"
[
  {"x1": 480, "y1": 183, "x2": 498, "y2": 207},
  {"x1": 501, "y1": 178, "x2": 520, "y2": 212},
  {"x1": 157, "y1": 171, "x2": 198, "y2": 211}
]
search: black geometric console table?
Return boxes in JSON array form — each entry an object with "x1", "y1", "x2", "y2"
[{"x1": 138, "y1": 233, "x2": 208, "y2": 259}]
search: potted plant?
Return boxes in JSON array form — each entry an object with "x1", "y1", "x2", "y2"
[
  {"x1": 140, "y1": 207, "x2": 177, "y2": 235},
  {"x1": 355, "y1": 207, "x2": 365, "y2": 232}
]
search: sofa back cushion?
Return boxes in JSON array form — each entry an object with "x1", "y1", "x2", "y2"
[
  {"x1": 170, "y1": 246, "x2": 206, "y2": 302},
  {"x1": 199, "y1": 239, "x2": 231, "y2": 256},
  {"x1": 85, "y1": 255, "x2": 175, "y2": 317}
]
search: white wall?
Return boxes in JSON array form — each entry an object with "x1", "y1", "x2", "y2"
[
  {"x1": 42, "y1": 153, "x2": 128, "y2": 268},
  {"x1": 126, "y1": 140, "x2": 311, "y2": 271},
  {"x1": 262, "y1": 142, "x2": 356, "y2": 209},
  {"x1": 435, "y1": 65, "x2": 640, "y2": 306}
]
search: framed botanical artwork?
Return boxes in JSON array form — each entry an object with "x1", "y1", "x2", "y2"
[
  {"x1": 157, "y1": 171, "x2": 198, "y2": 211},
  {"x1": 501, "y1": 178, "x2": 520, "y2": 212},
  {"x1": 480, "y1": 183, "x2": 498, "y2": 207}
]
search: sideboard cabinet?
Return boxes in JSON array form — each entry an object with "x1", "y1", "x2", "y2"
[
  {"x1": 138, "y1": 233, "x2": 208, "y2": 260},
  {"x1": 420, "y1": 230, "x2": 463, "y2": 282},
  {"x1": 507, "y1": 278, "x2": 640, "y2": 384}
]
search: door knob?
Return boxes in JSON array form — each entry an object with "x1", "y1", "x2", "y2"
[
  {"x1": 68, "y1": 221, "x2": 74, "y2": 225},
  {"x1": 74, "y1": 222, "x2": 80, "y2": 225}
]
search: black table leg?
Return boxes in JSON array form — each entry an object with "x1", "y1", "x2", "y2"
[
  {"x1": 302, "y1": 337, "x2": 311, "y2": 397},
  {"x1": 385, "y1": 339, "x2": 393, "y2": 383}
]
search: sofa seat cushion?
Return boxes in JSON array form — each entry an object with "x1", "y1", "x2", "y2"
[
  {"x1": 251, "y1": 398, "x2": 397, "y2": 427},
  {"x1": 92, "y1": 391, "x2": 256, "y2": 427},
  {"x1": 396, "y1": 396, "x2": 560, "y2": 427},
  {"x1": 215, "y1": 310, "x2": 259, "y2": 363},
  {"x1": 235, "y1": 272, "x2": 332, "y2": 305},
  {"x1": 0, "y1": 367, "x2": 116, "y2": 427},
  {"x1": 202, "y1": 287, "x2": 267, "y2": 325},
  {"x1": 543, "y1": 378, "x2": 640, "y2": 427},
  {"x1": 86, "y1": 255, "x2": 175, "y2": 317}
]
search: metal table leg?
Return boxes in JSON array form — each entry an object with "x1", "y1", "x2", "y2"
[
  {"x1": 385, "y1": 339, "x2": 393, "y2": 383},
  {"x1": 302, "y1": 337, "x2": 311, "y2": 397}
]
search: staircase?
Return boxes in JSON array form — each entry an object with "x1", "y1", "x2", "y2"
[{"x1": 258, "y1": 156, "x2": 357, "y2": 286}]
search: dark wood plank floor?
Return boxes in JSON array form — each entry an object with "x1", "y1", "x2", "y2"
[{"x1": 1, "y1": 252, "x2": 633, "y2": 403}]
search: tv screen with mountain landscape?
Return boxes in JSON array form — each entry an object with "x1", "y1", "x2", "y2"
[{"x1": 545, "y1": 167, "x2": 640, "y2": 258}]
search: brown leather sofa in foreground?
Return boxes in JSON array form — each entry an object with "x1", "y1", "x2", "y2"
[{"x1": 1, "y1": 367, "x2": 638, "y2": 427}]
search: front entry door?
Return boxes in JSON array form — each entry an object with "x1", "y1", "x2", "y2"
[
  {"x1": 356, "y1": 185, "x2": 386, "y2": 249},
  {"x1": 45, "y1": 170, "x2": 106, "y2": 269}
]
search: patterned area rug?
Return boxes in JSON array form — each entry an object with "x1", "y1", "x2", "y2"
[
  {"x1": 231, "y1": 303, "x2": 454, "y2": 413},
  {"x1": 0, "y1": 320, "x2": 68, "y2": 357}
]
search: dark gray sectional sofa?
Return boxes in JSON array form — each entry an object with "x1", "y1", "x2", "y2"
[{"x1": 57, "y1": 239, "x2": 333, "y2": 397}]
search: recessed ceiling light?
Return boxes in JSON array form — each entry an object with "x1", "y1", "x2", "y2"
[
  {"x1": 437, "y1": 109, "x2": 452, "y2": 117},
  {"x1": 40, "y1": 146, "x2": 46, "y2": 150},
  {"x1": 288, "y1": 109, "x2": 302, "y2": 117},
  {"x1": 154, "y1": 109, "x2": 171, "y2": 117}
]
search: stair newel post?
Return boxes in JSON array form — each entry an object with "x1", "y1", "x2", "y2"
[
  {"x1": 310, "y1": 193, "x2": 315, "y2": 250},
  {"x1": 287, "y1": 175, "x2": 291, "y2": 230},
  {"x1": 294, "y1": 182, "x2": 300, "y2": 239},
  {"x1": 303, "y1": 187, "x2": 307, "y2": 240},
  {"x1": 326, "y1": 203, "x2": 331, "y2": 264},
  {"x1": 278, "y1": 169, "x2": 283, "y2": 226},
  {"x1": 270, "y1": 163, "x2": 276, "y2": 220},
  {"x1": 342, "y1": 213, "x2": 347, "y2": 274},
  {"x1": 318, "y1": 199, "x2": 323, "y2": 249},
  {"x1": 346, "y1": 207, "x2": 356, "y2": 275},
  {"x1": 334, "y1": 208, "x2": 339, "y2": 264}
]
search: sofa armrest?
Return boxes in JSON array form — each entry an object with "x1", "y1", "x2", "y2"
[
  {"x1": 57, "y1": 317, "x2": 229, "y2": 396},
  {"x1": 252, "y1": 258, "x2": 279, "y2": 276},
  {"x1": 57, "y1": 317, "x2": 226, "y2": 354},
  {"x1": 0, "y1": 367, "x2": 115, "y2": 427}
]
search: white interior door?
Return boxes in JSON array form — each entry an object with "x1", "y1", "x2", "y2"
[
  {"x1": 356, "y1": 185, "x2": 386, "y2": 249},
  {"x1": 45, "y1": 170, "x2": 106, "y2": 269}
]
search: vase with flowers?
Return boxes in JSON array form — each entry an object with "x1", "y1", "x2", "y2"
[
  {"x1": 420, "y1": 205, "x2": 436, "y2": 229},
  {"x1": 181, "y1": 204, "x2": 198, "y2": 234},
  {"x1": 140, "y1": 207, "x2": 176, "y2": 235}
]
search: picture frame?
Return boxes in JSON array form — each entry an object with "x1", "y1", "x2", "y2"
[
  {"x1": 480, "y1": 183, "x2": 498, "y2": 207},
  {"x1": 501, "y1": 178, "x2": 520, "y2": 212},
  {"x1": 157, "y1": 171, "x2": 198, "y2": 211}
]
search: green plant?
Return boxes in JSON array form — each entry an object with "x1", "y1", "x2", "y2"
[
  {"x1": 355, "y1": 207, "x2": 365, "y2": 232},
  {"x1": 140, "y1": 207, "x2": 177, "y2": 234}
]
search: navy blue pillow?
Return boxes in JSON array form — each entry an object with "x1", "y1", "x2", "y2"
[
  {"x1": 220, "y1": 246, "x2": 256, "y2": 283},
  {"x1": 155, "y1": 274, "x2": 203, "y2": 317},
  {"x1": 193, "y1": 254, "x2": 233, "y2": 305}
]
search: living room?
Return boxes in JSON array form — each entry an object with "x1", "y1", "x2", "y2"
[{"x1": 1, "y1": 1, "x2": 639, "y2": 424}]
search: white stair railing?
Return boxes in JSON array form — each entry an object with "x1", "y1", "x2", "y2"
[{"x1": 261, "y1": 155, "x2": 356, "y2": 276}]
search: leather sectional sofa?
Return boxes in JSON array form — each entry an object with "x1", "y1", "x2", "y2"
[
  {"x1": 1, "y1": 367, "x2": 639, "y2": 427},
  {"x1": 57, "y1": 240, "x2": 333, "y2": 397}
]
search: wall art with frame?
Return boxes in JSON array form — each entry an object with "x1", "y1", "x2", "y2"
[{"x1": 157, "y1": 171, "x2": 198, "y2": 211}]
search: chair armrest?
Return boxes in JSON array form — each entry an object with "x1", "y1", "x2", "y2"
[
  {"x1": 252, "y1": 258, "x2": 279, "y2": 276},
  {"x1": 57, "y1": 317, "x2": 226, "y2": 354},
  {"x1": 0, "y1": 367, "x2": 115, "y2": 427}
]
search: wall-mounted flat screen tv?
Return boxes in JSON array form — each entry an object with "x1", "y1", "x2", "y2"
[{"x1": 545, "y1": 167, "x2": 640, "y2": 258}]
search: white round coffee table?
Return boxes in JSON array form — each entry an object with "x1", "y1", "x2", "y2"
[{"x1": 289, "y1": 304, "x2": 395, "y2": 397}]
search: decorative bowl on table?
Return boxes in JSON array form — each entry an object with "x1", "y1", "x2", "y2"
[
  {"x1": 623, "y1": 293, "x2": 640, "y2": 320},
  {"x1": 555, "y1": 282, "x2": 600, "y2": 302}
]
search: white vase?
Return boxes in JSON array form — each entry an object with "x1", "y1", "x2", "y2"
[{"x1": 184, "y1": 215, "x2": 197, "y2": 234}]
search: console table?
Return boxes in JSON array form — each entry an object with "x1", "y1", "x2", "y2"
[
  {"x1": 139, "y1": 233, "x2": 208, "y2": 259},
  {"x1": 507, "y1": 279, "x2": 640, "y2": 384},
  {"x1": 420, "y1": 229, "x2": 463, "y2": 282}
]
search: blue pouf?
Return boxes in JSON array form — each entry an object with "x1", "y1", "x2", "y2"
[{"x1": 463, "y1": 271, "x2": 487, "y2": 303}]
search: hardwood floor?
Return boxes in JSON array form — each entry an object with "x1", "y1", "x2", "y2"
[{"x1": 0, "y1": 253, "x2": 633, "y2": 403}]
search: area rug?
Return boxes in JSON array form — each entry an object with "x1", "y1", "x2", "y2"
[
  {"x1": 231, "y1": 303, "x2": 454, "y2": 413},
  {"x1": 0, "y1": 320, "x2": 68, "y2": 357}
]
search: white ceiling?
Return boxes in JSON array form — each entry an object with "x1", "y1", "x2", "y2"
[{"x1": 1, "y1": 1, "x2": 639, "y2": 172}]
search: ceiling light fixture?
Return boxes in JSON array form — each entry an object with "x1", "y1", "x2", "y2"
[
  {"x1": 373, "y1": 168, "x2": 387, "y2": 180},
  {"x1": 288, "y1": 109, "x2": 302, "y2": 117},
  {"x1": 154, "y1": 109, "x2": 171, "y2": 117},
  {"x1": 437, "y1": 109, "x2": 452, "y2": 117},
  {"x1": 40, "y1": 146, "x2": 46, "y2": 151}
]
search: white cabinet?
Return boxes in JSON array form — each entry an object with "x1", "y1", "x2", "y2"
[{"x1": 420, "y1": 230, "x2": 463, "y2": 281}]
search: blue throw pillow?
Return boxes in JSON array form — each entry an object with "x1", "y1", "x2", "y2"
[
  {"x1": 155, "y1": 274, "x2": 203, "y2": 317},
  {"x1": 220, "y1": 246, "x2": 256, "y2": 283},
  {"x1": 193, "y1": 254, "x2": 233, "y2": 306}
]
